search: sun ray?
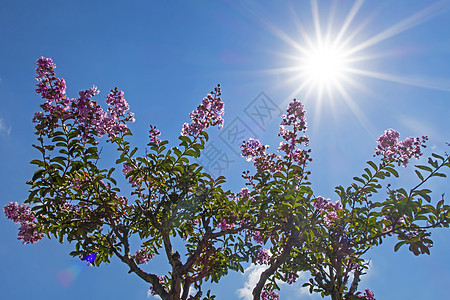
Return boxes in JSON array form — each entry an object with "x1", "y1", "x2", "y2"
[
  {"x1": 345, "y1": 68, "x2": 450, "y2": 91},
  {"x1": 333, "y1": 81, "x2": 377, "y2": 139},
  {"x1": 348, "y1": 1, "x2": 449, "y2": 55},
  {"x1": 310, "y1": 0, "x2": 323, "y2": 46},
  {"x1": 334, "y1": 0, "x2": 365, "y2": 47}
]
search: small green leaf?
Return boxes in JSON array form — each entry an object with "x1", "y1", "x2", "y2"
[
  {"x1": 432, "y1": 153, "x2": 444, "y2": 161},
  {"x1": 415, "y1": 170, "x2": 424, "y2": 181},
  {"x1": 416, "y1": 165, "x2": 432, "y2": 172},
  {"x1": 353, "y1": 176, "x2": 365, "y2": 184},
  {"x1": 32, "y1": 169, "x2": 45, "y2": 181},
  {"x1": 394, "y1": 241, "x2": 406, "y2": 252},
  {"x1": 367, "y1": 161, "x2": 378, "y2": 171},
  {"x1": 385, "y1": 167, "x2": 399, "y2": 177}
]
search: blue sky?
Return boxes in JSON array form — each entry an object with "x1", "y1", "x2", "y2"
[{"x1": 1, "y1": 0, "x2": 449, "y2": 299}]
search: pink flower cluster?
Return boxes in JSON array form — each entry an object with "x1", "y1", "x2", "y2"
[
  {"x1": 3, "y1": 202, "x2": 43, "y2": 244},
  {"x1": 33, "y1": 57, "x2": 134, "y2": 140},
  {"x1": 134, "y1": 248, "x2": 154, "y2": 264},
  {"x1": 181, "y1": 85, "x2": 224, "y2": 137},
  {"x1": 253, "y1": 231, "x2": 264, "y2": 244},
  {"x1": 240, "y1": 138, "x2": 281, "y2": 173},
  {"x1": 375, "y1": 129, "x2": 426, "y2": 167},
  {"x1": 123, "y1": 163, "x2": 141, "y2": 186},
  {"x1": 241, "y1": 138, "x2": 267, "y2": 162},
  {"x1": 58, "y1": 201, "x2": 81, "y2": 218},
  {"x1": 240, "y1": 99, "x2": 312, "y2": 172},
  {"x1": 278, "y1": 99, "x2": 310, "y2": 164},
  {"x1": 149, "y1": 125, "x2": 161, "y2": 145},
  {"x1": 313, "y1": 196, "x2": 342, "y2": 226},
  {"x1": 255, "y1": 248, "x2": 270, "y2": 264},
  {"x1": 35, "y1": 56, "x2": 56, "y2": 80},
  {"x1": 260, "y1": 285, "x2": 280, "y2": 300},
  {"x1": 238, "y1": 187, "x2": 250, "y2": 198},
  {"x1": 358, "y1": 289, "x2": 376, "y2": 300},
  {"x1": 71, "y1": 87, "x2": 134, "y2": 140},
  {"x1": 217, "y1": 219, "x2": 235, "y2": 231},
  {"x1": 284, "y1": 270, "x2": 298, "y2": 284}
]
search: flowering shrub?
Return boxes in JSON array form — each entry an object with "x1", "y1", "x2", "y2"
[{"x1": 4, "y1": 57, "x2": 450, "y2": 300}]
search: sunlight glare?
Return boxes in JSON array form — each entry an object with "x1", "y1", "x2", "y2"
[
  {"x1": 302, "y1": 42, "x2": 349, "y2": 87},
  {"x1": 252, "y1": 0, "x2": 450, "y2": 136}
]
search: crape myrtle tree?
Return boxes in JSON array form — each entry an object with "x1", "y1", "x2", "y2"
[{"x1": 4, "y1": 57, "x2": 450, "y2": 300}]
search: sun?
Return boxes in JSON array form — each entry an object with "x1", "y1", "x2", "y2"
[{"x1": 301, "y1": 41, "x2": 350, "y2": 89}]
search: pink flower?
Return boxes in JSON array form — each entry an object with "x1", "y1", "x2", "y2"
[
  {"x1": 358, "y1": 289, "x2": 376, "y2": 300},
  {"x1": 261, "y1": 285, "x2": 280, "y2": 300},
  {"x1": 313, "y1": 196, "x2": 328, "y2": 210},
  {"x1": 217, "y1": 219, "x2": 234, "y2": 231},
  {"x1": 253, "y1": 231, "x2": 264, "y2": 244},
  {"x1": 313, "y1": 197, "x2": 342, "y2": 226},
  {"x1": 181, "y1": 85, "x2": 224, "y2": 136},
  {"x1": 277, "y1": 99, "x2": 310, "y2": 164},
  {"x1": 324, "y1": 211, "x2": 338, "y2": 226},
  {"x1": 241, "y1": 138, "x2": 267, "y2": 161},
  {"x1": 375, "y1": 129, "x2": 426, "y2": 167},
  {"x1": 255, "y1": 248, "x2": 270, "y2": 264},
  {"x1": 33, "y1": 57, "x2": 134, "y2": 140},
  {"x1": 284, "y1": 270, "x2": 298, "y2": 284},
  {"x1": 35, "y1": 56, "x2": 56, "y2": 80},
  {"x1": 149, "y1": 125, "x2": 161, "y2": 145},
  {"x1": 241, "y1": 139, "x2": 281, "y2": 173},
  {"x1": 122, "y1": 163, "x2": 141, "y2": 186},
  {"x1": 4, "y1": 202, "x2": 35, "y2": 224},
  {"x1": 134, "y1": 248, "x2": 154, "y2": 264},
  {"x1": 17, "y1": 222, "x2": 43, "y2": 244},
  {"x1": 238, "y1": 187, "x2": 250, "y2": 198},
  {"x1": 4, "y1": 202, "x2": 43, "y2": 244}
]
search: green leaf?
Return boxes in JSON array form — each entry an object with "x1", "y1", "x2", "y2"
[
  {"x1": 416, "y1": 165, "x2": 432, "y2": 172},
  {"x1": 30, "y1": 159, "x2": 44, "y2": 167},
  {"x1": 415, "y1": 170, "x2": 424, "y2": 181},
  {"x1": 201, "y1": 131, "x2": 209, "y2": 141},
  {"x1": 173, "y1": 147, "x2": 182, "y2": 157},
  {"x1": 367, "y1": 161, "x2": 378, "y2": 171},
  {"x1": 431, "y1": 172, "x2": 446, "y2": 178},
  {"x1": 32, "y1": 169, "x2": 45, "y2": 181},
  {"x1": 185, "y1": 149, "x2": 199, "y2": 157},
  {"x1": 130, "y1": 147, "x2": 138, "y2": 157},
  {"x1": 385, "y1": 167, "x2": 399, "y2": 177},
  {"x1": 394, "y1": 241, "x2": 406, "y2": 252},
  {"x1": 353, "y1": 176, "x2": 365, "y2": 184},
  {"x1": 179, "y1": 136, "x2": 191, "y2": 145},
  {"x1": 432, "y1": 153, "x2": 444, "y2": 161},
  {"x1": 428, "y1": 158, "x2": 438, "y2": 168}
]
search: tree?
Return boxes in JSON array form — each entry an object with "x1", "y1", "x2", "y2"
[{"x1": 4, "y1": 57, "x2": 450, "y2": 300}]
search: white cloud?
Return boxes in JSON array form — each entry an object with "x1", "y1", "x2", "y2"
[
  {"x1": 145, "y1": 284, "x2": 195, "y2": 299},
  {"x1": 237, "y1": 265, "x2": 370, "y2": 299},
  {"x1": 237, "y1": 265, "x2": 317, "y2": 299},
  {"x1": 237, "y1": 264, "x2": 267, "y2": 300},
  {"x1": 0, "y1": 118, "x2": 11, "y2": 135},
  {"x1": 146, "y1": 290, "x2": 161, "y2": 299}
]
